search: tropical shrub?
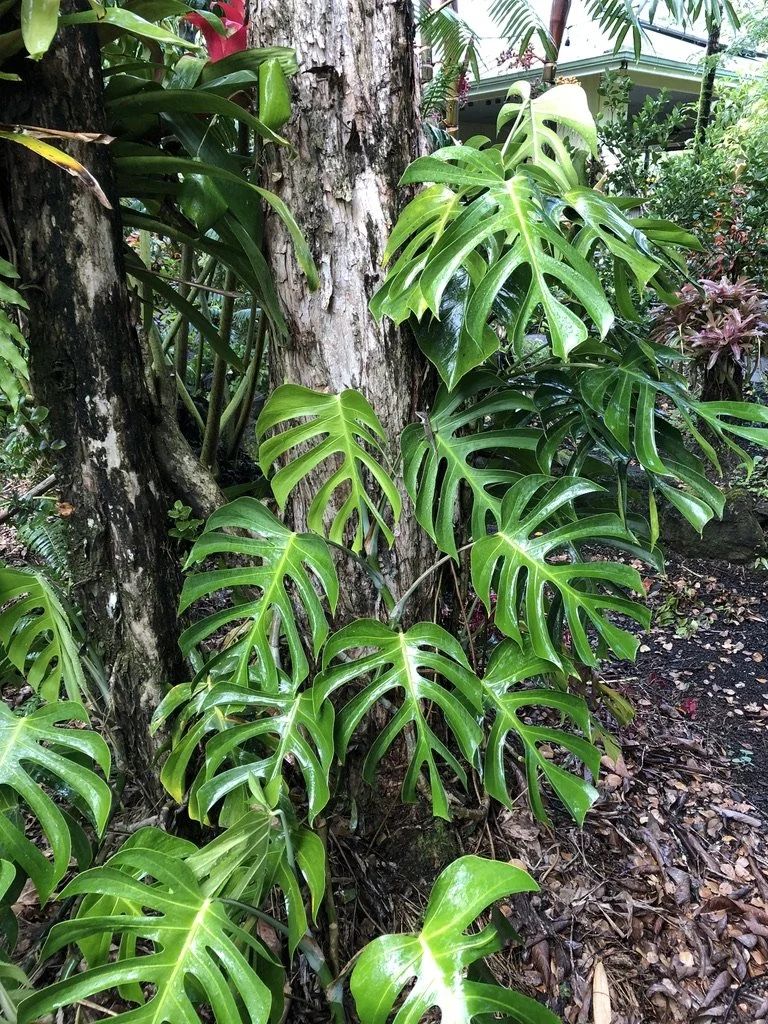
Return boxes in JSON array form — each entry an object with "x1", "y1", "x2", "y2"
[
  {"x1": 652, "y1": 276, "x2": 768, "y2": 400},
  {"x1": 597, "y1": 71, "x2": 694, "y2": 198},
  {"x1": 3, "y1": 18, "x2": 768, "y2": 1024},
  {"x1": 653, "y1": 70, "x2": 768, "y2": 287}
]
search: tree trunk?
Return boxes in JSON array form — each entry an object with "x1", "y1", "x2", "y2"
[
  {"x1": 543, "y1": 0, "x2": 571, "y2": 84},
  {"x1": 694, "y1": 16, "x2": 722, "y2": 150},
  {"x1": 249, "y1": 0, "x2": 433, "y2": 621},
  {"x1": 701, "y1": 361, "x2": 743, "y2": 403},
  {"x1": 0, "y1": 21, "x2": 187, "y2": 784}
]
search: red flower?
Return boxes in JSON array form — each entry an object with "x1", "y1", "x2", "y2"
[{"x1": 185, "y1": 0, "x2": 247, "y2": 62}]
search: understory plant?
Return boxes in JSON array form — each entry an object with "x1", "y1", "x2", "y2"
[
  {"x1": 652, "y1": 276, "x2": 768, "y2": 400},
  {"x1": 4, "y1": 69, "x2": 768, "y2": 1024}
]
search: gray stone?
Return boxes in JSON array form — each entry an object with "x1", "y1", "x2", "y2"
[{"x1": 661, "y1": 494, "x2": 768, "y2": 563}]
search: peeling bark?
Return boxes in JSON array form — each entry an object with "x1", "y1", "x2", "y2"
[
  {"x1": 0, "y1": 22, "x2": 186, "y2": 783},
  {"x1": 250, "y1": 0, "x2": 434, "y2": 620}
]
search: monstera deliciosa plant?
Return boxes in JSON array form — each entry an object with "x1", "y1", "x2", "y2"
[{"x1": 4, "y1": 77, "x2": 768, "y2": 1024}]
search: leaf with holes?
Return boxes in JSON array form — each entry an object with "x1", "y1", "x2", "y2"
[
  {"x1": 257, "y1": 386, "x2": 401, "y2": 552},
  {"x1": 314, "y1": 620, "x2": 482, "y2": 820},
  {"x1": 0, "y1": 702, "x2": 110, "y2": 902},
  {"x1": 471, "y1": 476, "x2": 649, "y2": 666},
  {"x1": 180, "y1": 498, "x2": 338, "y2": 692}
]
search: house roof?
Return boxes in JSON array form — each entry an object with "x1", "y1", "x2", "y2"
[{"x1": 470, "y1": 48, "x2": 742, "y2": 102}]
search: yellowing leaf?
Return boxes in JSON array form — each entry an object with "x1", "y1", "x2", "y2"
[{"x1": 0, "y1": 130, "x2": 111, "y2": 208}]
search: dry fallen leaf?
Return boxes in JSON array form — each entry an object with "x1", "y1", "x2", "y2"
[{"x1": 592, "y1": 961, "x2": 612, "y2": 1024}]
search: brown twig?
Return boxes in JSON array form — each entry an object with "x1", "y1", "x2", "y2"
[{"x1": 0, "y1": 473, "x2": 56, "y2": 523}]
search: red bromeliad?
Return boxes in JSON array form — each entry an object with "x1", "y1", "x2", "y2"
[{"x1": 184, "y1": 0, "x2": 247, "y2": 61}]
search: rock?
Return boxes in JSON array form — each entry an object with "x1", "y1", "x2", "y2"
[{"x1": 661, "y1": 494, "x2": 767, "y2": 563}]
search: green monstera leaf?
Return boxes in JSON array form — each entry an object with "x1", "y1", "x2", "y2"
[
  {"x1": 351, "y1": 854, "x2": 559, "y2": 1024},
  {"x1": 0, "y1": 258, "x2": 28, "y2": 415},
  {"x1": 175, "y1": 684, "x2": 335, "y2": 826},
  {"x1": 401, "y1": 372, "x2": 541, "y2": 560},
  {"x1": 471, "y1": 475, "x2": 650, "y2": 666},
  {"x1": 0, "y1": 702, "x2": 111, "y2": 902},
  {"x1": 0, "y1": 565, "x2": 87, "y2": 703},
  {"x1": 576, "y1": 339, "x2": 768, "y2": 532},
  {"x1": 257, "y1": 385, "x2": 401, "y2": 552},
  {"x1": 179, "y1": 498, "x2": 338, "y2": 692},
  {"x1": 18, "y1": 814, "x2": 279, "y2": 1024},
  {"x1": 481, "y1": 641, "x2": 601, "y2": 826},
  {"x1": 373, "y1": 82, "x2": 692, "y2": 387},
  {"x1": 376, "y1": 156, "x2": 612, "y2": 379},
  {"x1": 314, "y1": 620, "x2": 482, "y2": 820}
]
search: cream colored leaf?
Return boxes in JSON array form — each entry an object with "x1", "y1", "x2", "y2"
[{"x1": 593, "y1": 960, "x2": 612, "y2": 1024}]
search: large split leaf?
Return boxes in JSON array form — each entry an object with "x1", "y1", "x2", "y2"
[
  {"x1": 379, "y1": 155, "x2": 613, "y2": 371},
  {"x1": 0, "y1": 565, "x2": 87, "y2": 703},
  {"x1": 18, "y1": 815, "x2": 278, "y2": 1024},
  {"x1": 351, "y1": 855, "x2": 559, "y2": 1024},
  {"x1": 481, "y1": 641, "x2": 600, "y2": 825},
  {"x1": 315, "y1": 620, "x2": 482, "y2": 819},
  {"x1": 0, "y1": 258, "x2": 28, "y2": 413},
  {"x1": 174, "y1": 684, "x2": 335, "y2": 825},
  {"x1": 578, "y1": 340, "x2": 768, "y2": 530},
  {"x1": 497, "y1": 81, "x2": 597, "y2": 189},
  {"x1": 180, "y1": 498, "x2": 338, "y2": 692},
  {"x1": 566, "y1": 187, "x2": 697, "y2": 300},
  {"x1": 471, "y1": 476, "x2": 649, "y2": 665},
  {"x1": 0, "y1": 702, "x2": 110, "y2": 901},
  {"x1": 257, "y1": 386, "x2": 401, "y2": 552},
  {"x1": 401, "y1": 371, "x2": 540, "y2": 559},
  {"x1": 374, "y1": 82, "x2": 692, "y2": 387}
]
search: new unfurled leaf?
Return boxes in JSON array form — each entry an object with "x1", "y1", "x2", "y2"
[
  {"x1": 20, "y1": 0, "x2": 59, "y2": 60},
  {"x1": 498, "y1": 81, "x2": 597, "y2": 187}
]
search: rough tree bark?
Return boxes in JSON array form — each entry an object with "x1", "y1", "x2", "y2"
[
  {"x1": 249, "y1": 0, "x2": 433, "y2": 620},
  {"x1": 0, "y1": 21, "x2": 194, "y2": 781}
]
